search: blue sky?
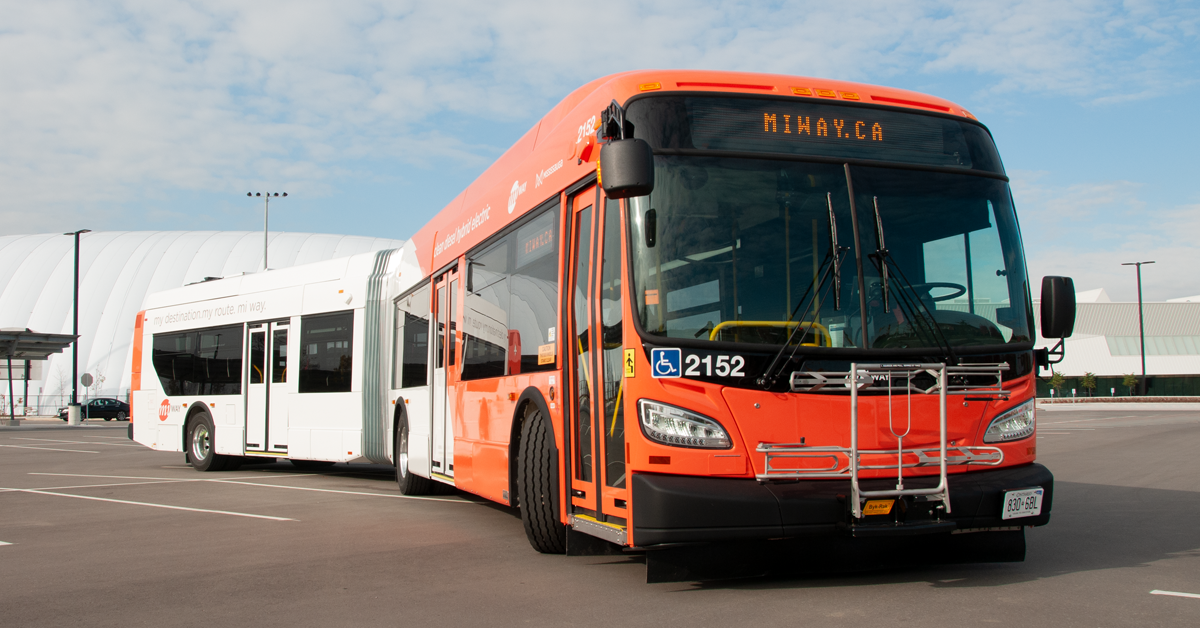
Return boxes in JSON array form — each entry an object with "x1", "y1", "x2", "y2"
[{"x1": 2, "y1": 0, "x2": 1197, "y2": 301}]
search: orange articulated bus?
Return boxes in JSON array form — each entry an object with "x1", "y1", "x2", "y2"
[{"x1": 130, "y1": 70, "x2": 1077, "y2": 565}]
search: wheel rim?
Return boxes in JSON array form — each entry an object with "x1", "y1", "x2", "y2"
[
  {"x1": 191, "y1": 423, "x2": 211, "y2": 461},
  {"x1": 118, "y1": 412, "x2": 126, "y2": 420},
  {"x1": 398, "y1": 429, "x2": 409, "y2": 479}
]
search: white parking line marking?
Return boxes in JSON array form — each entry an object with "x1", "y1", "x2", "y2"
[
  {"x1": 9, "y1": 489, "x2": 296, "y2": 521},
  {"x1": 26, "y1": 472, "x2": 474, "y2": 504},
  {"x1": 210, "y1": 479, "x2": 476, "y2": 504},
  {"x1": 1151, "y1": 590, "x2": 1200, "y2": 599},
  {"x1": 30, "y1": 473, "x2": 263, "y2": 481},
  {"x1": 0, "y1": 541, "x2": 11, "y2": 546},
  {"x1": 14, "y1": 438, "x2": 142, "y2": 447},
  {"x1": 25, "y1": 481, "x2": 185, "y2": 491},
  {"x1": 0, "y1": 445, "x2": 99, "y2": 453}
]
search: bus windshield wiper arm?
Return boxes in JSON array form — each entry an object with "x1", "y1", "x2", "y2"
[
  {"x1": 870, "y1": 196, "x2": 889, "y2": 312},
  {"x1": 867, "y1": 198, "x2": 957, "y2": 363},
  {"x1": 827, "y1": 192, "x2": 843, "y2": 310}
]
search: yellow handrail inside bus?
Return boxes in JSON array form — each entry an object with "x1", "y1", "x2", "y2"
[
  {"x1": 708, "y1": 320, "x2": 832, "y2": 347},
  {"x1": 609, "y1": 378, "x2": 622, "y2": 437}
]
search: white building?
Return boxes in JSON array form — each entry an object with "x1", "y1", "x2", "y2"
[
  {"x1": 1034, "y1": 287, "x2": 1200, "y2": 396},
  {"x1": 0, "y1": 231, "x2": 403, "y2": 411}
]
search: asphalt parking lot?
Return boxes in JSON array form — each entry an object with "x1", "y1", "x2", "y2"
[{"x1": 2, "y1": 406, "x2": 1200, "y2": 627}]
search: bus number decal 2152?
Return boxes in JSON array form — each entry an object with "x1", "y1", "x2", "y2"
[{"x1": 684, "y1": 354, "x2": 746, "y2": 378}]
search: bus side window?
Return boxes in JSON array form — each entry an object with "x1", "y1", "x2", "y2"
[
  {"x1": 299, "y1": 310, "x2": 354, "y2": 393},
  {"x1": 460, "y1": 200, "x2": 560, "y2": 381},
  {"x1": 154, "y1": 325, "x2": 243, "y2": 396},
  {"x1": 396, "y1": 282, "x2": 431, "y2": 388}
]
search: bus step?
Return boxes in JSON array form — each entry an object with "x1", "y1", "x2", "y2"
[{"x1": 569, "y1": 514, "x2": 626, "y2": 546}]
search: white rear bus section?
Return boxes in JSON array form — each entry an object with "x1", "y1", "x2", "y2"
[{"x1": 133, "y1": 241, "x2": 433, "y2": 473}]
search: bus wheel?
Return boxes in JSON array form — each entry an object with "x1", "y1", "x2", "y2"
[
  {"x1": 518, "y1": 406, "x2": 566, "y2": 554},
  {"x1": 395, "y1": 415, "x2": 433, "y2": 495},
  {"x1": 187, "y1": 412, "x2": 231, "y2": 472}
]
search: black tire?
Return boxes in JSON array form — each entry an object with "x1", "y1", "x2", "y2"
[
  {"x1": 290, "y1": 459, "x2": 336, "y2": 470},
  {"x1": 395, "y1": 414, "x2": 434, "y2": 495},
  {"x1": 104, "y1": 417, "x2": 112, "y2": 421},
  {"x1": 117, "y1": 411, "x2": 127, "y2": 421},
  {"x1": 517, "y1": 404, "x2": 566, "y2": 554},
  {"x1": 186, "y1": 412, "x2": 232, "y2": 472}
]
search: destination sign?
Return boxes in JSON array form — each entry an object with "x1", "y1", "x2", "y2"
[{"x1": 625, "y1": 96, "x2": 1004, "y2": 174}]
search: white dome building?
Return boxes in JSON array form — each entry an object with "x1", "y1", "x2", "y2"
[{"x1": 0, "y1": 231, "x2": 404, "y2": 413}]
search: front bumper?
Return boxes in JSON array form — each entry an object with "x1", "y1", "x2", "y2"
[{"x1": 631, "y1": 463, "x2": 1053, "y2": 547}]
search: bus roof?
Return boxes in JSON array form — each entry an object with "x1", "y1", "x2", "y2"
[{"x1": 409, "y1": 70, "x2": 975, "y2": 276}]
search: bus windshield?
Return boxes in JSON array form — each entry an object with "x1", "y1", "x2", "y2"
[{"x1": 626, "y1": 155, "x2": 1034, "y2": 351}]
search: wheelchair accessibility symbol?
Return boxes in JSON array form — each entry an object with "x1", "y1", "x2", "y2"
[{"x1": 650, "y1": 348, "x2": 682, "y2": 378}]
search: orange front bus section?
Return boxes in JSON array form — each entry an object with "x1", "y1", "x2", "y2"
[{"x1": 392, "y1": 71, "x2": 1052, "y2": 551}]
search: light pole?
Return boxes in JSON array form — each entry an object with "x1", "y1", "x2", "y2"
[
  {"x1": 62, "y1": 229, "x2": 90, "y2": 418},
  {"x1": 1121, "y1": 261, "x2": 1154, "y2": 396},
  {"x1": 247, "y1": 192, "x2": 287, "y2": 270}
]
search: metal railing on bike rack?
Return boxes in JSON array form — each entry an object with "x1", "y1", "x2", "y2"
[{"x1": 755, "y1": 363, "x2": 1010, "y2": 518}]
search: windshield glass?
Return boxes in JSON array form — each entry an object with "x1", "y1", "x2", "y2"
[{"x1": 627, "y1": 156, "x2": 1033, "y2": 351}]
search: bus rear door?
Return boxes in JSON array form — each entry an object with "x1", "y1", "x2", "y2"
[{"x1": 431, "y1": 268, "x2": 459, "y2": 481}]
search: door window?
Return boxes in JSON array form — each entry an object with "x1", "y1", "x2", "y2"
[
  {"x1": 272, "y1": 328, "x2": 288, "y2": 383},
  {"x1": 571, "y1": 203, "x2": 594, "y2": 484},
  {"x1": 600, "y1": 198, "x2": 626, "y2": 489}
]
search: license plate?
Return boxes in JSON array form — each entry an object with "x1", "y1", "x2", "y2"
[{"x1": 1001, "y1": 488, "x2": 1044, "y2": 520}]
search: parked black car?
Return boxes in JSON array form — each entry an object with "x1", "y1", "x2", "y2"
[{"x1": 58, "y1": 398, "x2": 130, "y2": 421}]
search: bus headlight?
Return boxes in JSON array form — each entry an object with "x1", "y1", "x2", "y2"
[
  {"x1": 983, "y1": 400, "x2": 1035, "y2": 443},
  {"x1": 638, "y1": 400, "x2": 732, "y2": 449}
]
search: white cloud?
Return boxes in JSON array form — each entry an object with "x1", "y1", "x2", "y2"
[
  {"x1": 1013, "y1": 171, "x2": 1200, "y2": 302},
  {"x1": 0, "y1": 0, "x2": 1196, "y2": 236}
]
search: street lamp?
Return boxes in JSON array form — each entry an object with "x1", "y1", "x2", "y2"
[
  {"x1": 62, "y1": 229, "x2": 90, "y2": 415},
  {"x1": 1121, "y1": 261, "x2": 1155, "y2": 396},
  {"x1": 247, "y1": 192, "x2": 287, "y2": 270}
]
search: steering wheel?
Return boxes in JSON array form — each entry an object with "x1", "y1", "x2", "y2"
[{"x1": 908, "y1": 282, "x2": 967, "y2": 302}]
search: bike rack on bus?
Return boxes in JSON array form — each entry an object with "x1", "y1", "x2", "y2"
[{"x1": 756, "y1": 363, "x2": 1010, "y2": 519}]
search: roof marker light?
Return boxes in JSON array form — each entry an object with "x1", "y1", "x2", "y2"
[
  {"x1": 815, "y1": 88, "x2": 837, "y2": 98},
  {"x1": 839, "y1": 91, "x2": 860, "y2": 100},
  {"x1": 790, "y1": 87, "x2": 812, "y2": 96},
  {"x1": 639, "y1": 82, "x2": 661, "y2": 91}
]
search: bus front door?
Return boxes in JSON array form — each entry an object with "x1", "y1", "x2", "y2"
[
  {"x1": 245, "y1": 320, "x2": 289, "y2": 454},
  {"x1": 567, "y1": 186, "x2": 629, "y2": 536},
  {"x1": 431, "y1": 269, "x2": 458, "y2": 481}
]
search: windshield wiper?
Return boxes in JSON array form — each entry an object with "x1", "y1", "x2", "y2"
[
  {"x1": 827, "y1": 192, "x2": 842, "y2": 310},
  {"x1": 871, "y1": 196, "x2": 889, "y2": 312},
  {"x1": 867, "y1": 198, "x2": 958, "y2": 363}
]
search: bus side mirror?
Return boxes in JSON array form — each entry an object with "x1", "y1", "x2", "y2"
[
  {"x1": 1040, "y1": 276, "x2": 1076, "y2": 339},
  {"x1": 599, "y1": 138, "x2": 654, "y2": 199}
]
